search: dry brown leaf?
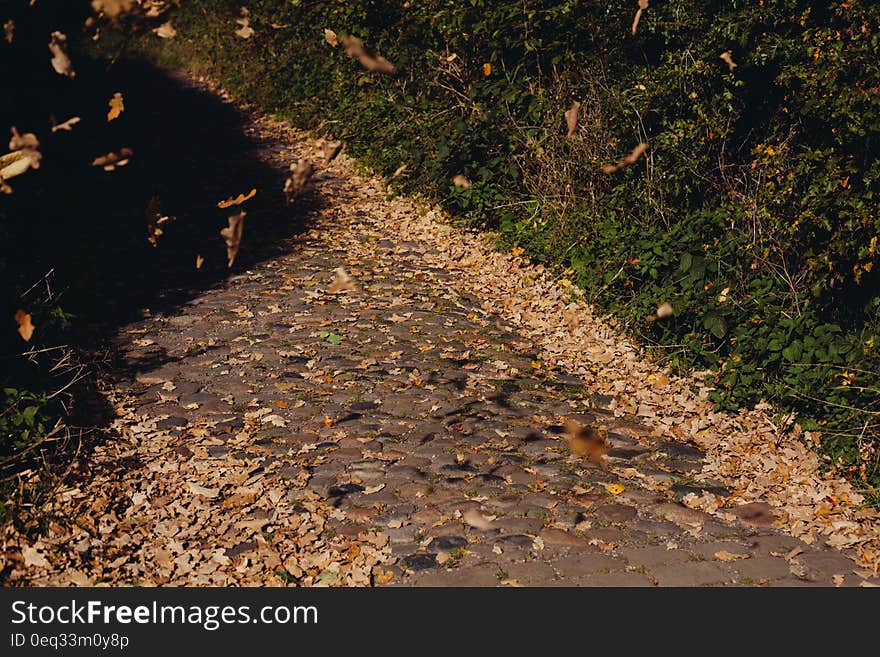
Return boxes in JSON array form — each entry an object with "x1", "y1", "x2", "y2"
[
  {"x1": 342, "y1": 35, "x2": 395, "y2": 74},
  {"x1": 324, "y1": 28, "x2": 338, "y2": 47},
  {"x1": 462, "y1": 508, "x2": 494, "y2": 531},
  {"x1": 4, "y1": 19, "x2": 13, "y2": 44},
  {"x1": 656, "y1": 302, "x2": 674, "y2": 319},
  {"x1": 145, "y1": 196, "x2": 174, "y2": 247},
  {"x1": 9, "y1": 126, "x2": 38, "y2": 151},
  {"x1": 284, "y1": 159, "x2": 315, "y2": 200},
  {"x1": 14, "y1": 309, "x2": 35, "y2": 342},
  {"x1": 153, "y1": 21, "x2": 176, "y2": 39},
  {"x1": 452, "y1": 174, "x2": 471, "y2": 189},
  {"x1": 714, "y1": 550, "x2": 750, "y2": 562},
  {"x1": 91, "y1": 147, "x2": 133, "y2": 171},
  {"x1": 564, "y1": 101, "x2": 581, "y2": 139},
  {"x1": 91, "y1": 0, "x2": 136, "y2": 19},
  {"x1": 374, "y1": 568, "x2": 394, "y2": 585},
  {"x1": 217, "y1": 188, "x2": 257, "y2": 208},
  {"x1": 221, "y1": 210, "x2": 246, "y2": 268},
  {"x1": 632, "y1": 0, "x2": 649, "y2": 35},
  {"x1": 720, "y1": 51, "x2": 738, "y2": 72},
  {"x1": 328, "y1": 267, "x2": 356, "y2": 294},
  {"x1": 391, "y1": 164, "x2": 407, "y2": 179},
  {"x1": 196, "y1": 254, "x2": 205, "y2": 270},
  {"x1": 48, "y1": 31, "x2": 75, "y2": 78},
  {"x1": 21, "y1": 545, "x2": 49, "y2": 568},
  {"x1": 51, "y1": 116, "x2": 81, "y2": 132},
  {"x1": 107, "y1": 92, "x2": 124, "y2": 121},
  {"x1": 602, "y1": 142, "x2": 649, "y2": 174},
  {"x1": 564, "y1": 418, "x2": 607, "y2": 464},
  {"x1": 316, "y1": 139, "x2": 343, "y2": 166},
  {"x1": 186, "y1": 481, "x2": 219, "y2": 498},
  {"x1": 235, "y1": 16, "x2": 254, "y2": 40},
  {"x1": 832, "y1": 574, "x2": 845, "y2": 587}
]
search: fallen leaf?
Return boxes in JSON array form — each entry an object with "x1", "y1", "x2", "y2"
[
  {"x1": 720, "y1": 51, "x2": 738, "y2": 72},
  {"x1": 49, "y1": 31, "x2": 75, "y2": 78},
  {"x1": 714, "y1": 550, "x2": 750, "y2": 561},
  {"x1": 605, "y1": 483, "x2": 625, "y2": 495},
  {"x1": 14, "y1": 309, "x2": 34, "y2": 341},
  {"x1": 375, "y1": 568, "x2": 394, "y2": 585},
  {"x1": 342, "y1": 35, "x2": 395, "y2": 73},
  {"x1": 91, "y1": 147, "x2": 133, "y2": 171},
  {"x1": 564, "y1": 418, "x2": 607, "y2": 464},
  {"x1": 4, "y1": 19, "x2": 13, "y2": 44},
  {"x1": 21, "y1": 545, "x2": 49, "y2": 568},
  {"x1": 832, "y1": 574, "x2": 845, "y2": 587},
  {"x1": 107, "y1": 92, "x2": 124, "y2": 121},
  {"x1": 145, "y1": 196, "x2": 175, "y2": 247},
  {"x1": 196, "y1": 254, "x2": 205, "y2": 270},
  {"x1": 717, "y1": 286, "x2": 730, "y2": 303},
  {"x1": 602, "y1": 142, "x2": 649, "y2": 174},
  {"x1": 324, "y1": 28, "x2": 338, "y2": 47},
  {"x1": 51, "y1": 116, "x2": 81, "y2": 132},
  {"x1": 9, "y1": 126, "x2": 38, "y2": 151},
  {"x1": 221, "y1": 210, "x2": 246, "y2": 268},
  {"x1": 564, "y1": 101, "x2": 581, "y2": 139},
  {"x1": 452, "y1": 174, "x2": 471, "y2": 188},
  {"x1": 186, "y1": 482, "x2": 219, "y2": 498},
  {"x1": 656, "y1": 302, "x2": 674, "y2": 319},
  {"x1": 316, "y1": 138, "x2": 343, "y2": 166},
  {"x1": 235, "y1": 21, "x2": 254, "y2": 39},
  {"x1": 92, "y1": 0, "x2": 136, "y2": 19},
  {"x1": 499, "y1": 578, "x2": 521, "y2": 587},
  {"x1": 632, "y1": 0, "x2": 649, "y2": 35},
  {"x1": 391, "y1": 164, "x2": 407, "y2": 179},
  {"x1": 153, "y1": 21, "x2": 176, "y2": 39},
  {"x1": 482, "y1": 62, "x2": 492, "y2": 76},
  {"x1": 363, "y1": 484, "x2": 385, "y2": 495},
  {"x1": 462, "y1": 508, "x2": 494, "y2": 531},
  {"x1": 217, "y1": 188, "x2": 257, "y2": 208},
  {"x1": 328, "y1": 267, "x2": 356, "y2": 294},
  {"x1": 284, "y1": 159, "x2": 315, "y2": 200}
]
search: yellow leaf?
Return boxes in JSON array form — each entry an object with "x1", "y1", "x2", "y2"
[
  {"x1": 482, "y1": 63, "x2": 492, "y2": 76},
  {"x1": 107, "y1": 92, "x2": 124, "y2": 121},
  {"x1": 714, "y1": 550, "x2": 750, "y2": 562},
  {"x1": 217, "y1": 188, "x2": 257, "y2": 208},
  {"x1": 14, "y1": 309, "x2": 34, "y2": 342},
  {"x1": 604, "y1": 483, "x2": 625, "y2": 495}
]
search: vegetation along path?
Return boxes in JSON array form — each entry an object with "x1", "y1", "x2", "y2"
[{"x1": 5, "y1": 75, "x2": 879, "y2": 587}]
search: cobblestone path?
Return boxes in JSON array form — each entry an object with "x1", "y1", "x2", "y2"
[{"x1": 84, "y1": 77, "x2": 873, "y2": 587}]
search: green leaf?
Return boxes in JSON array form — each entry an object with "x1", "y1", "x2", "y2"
[{"x1": 703, "y1": 313, "x2": 728, "y2": 339}]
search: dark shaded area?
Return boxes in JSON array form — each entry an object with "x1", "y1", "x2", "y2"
[{"x1": 0, "y1": 6, "x2": 322, "y2": 491}]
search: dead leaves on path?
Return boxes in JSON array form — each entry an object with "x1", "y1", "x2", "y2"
[{"x1": 342, "y1": 35, "x2": 395, "y2": 74}]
